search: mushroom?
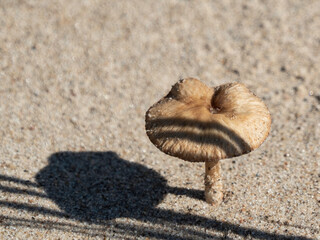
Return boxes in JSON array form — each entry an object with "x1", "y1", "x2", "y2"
[{"x1": 145, "y1": 78, "x2": 271, "y2": 205}]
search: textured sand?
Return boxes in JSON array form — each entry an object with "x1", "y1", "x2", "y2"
[{"x1": 0, "y1": 0, "x2": 319, "y2": 239}]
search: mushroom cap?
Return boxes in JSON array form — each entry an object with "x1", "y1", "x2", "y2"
[{"x1": 145, "y1": 78, "x2": 271, "y2": 162}]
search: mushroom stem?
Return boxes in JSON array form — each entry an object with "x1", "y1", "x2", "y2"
[{"x1": 205, "y1": 161, "x2": 223, "y2": 205}]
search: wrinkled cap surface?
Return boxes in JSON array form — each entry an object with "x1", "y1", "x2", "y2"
[{"x1": 145, "y1": 78, "x2": 271, "y2": 162}]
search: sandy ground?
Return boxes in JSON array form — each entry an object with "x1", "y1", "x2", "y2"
[{"x1": 0, "y1": 0, "x2": 319, "y2": 239}]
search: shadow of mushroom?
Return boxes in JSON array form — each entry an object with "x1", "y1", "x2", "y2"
[
  {"x1": 35, "y1": 151, "x2": 202, "y2": 222},
  {"x1": 35, "y1": 151, "x2": 166, "y2": 222}
]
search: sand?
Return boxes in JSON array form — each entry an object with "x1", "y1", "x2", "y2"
[{"x1": 0, "y1": 0, "x2": 319, "y2": 239}]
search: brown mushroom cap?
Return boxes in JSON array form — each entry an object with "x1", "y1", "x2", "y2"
[{"x1": 145, "y1": 78, "x2": 271, "y2": 162}]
